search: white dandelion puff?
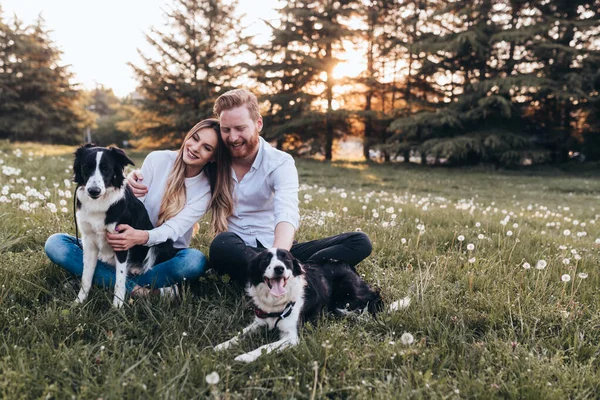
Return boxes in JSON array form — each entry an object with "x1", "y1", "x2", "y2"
[
  {"x1": 400, "y1": 332, "x2": 414, "y2": 345},
  {"x1": 205, "y1": 371, "x2": 220, "y2": 385},
  {"x1": 535, "y1": 260, "x2": 547, "y2": 270}
]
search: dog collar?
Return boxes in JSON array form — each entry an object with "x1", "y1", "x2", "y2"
[{"x1": 254, "y1": 302, "x2": 296, "y2": 328}]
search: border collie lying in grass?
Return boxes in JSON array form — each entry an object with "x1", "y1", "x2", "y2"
[
  {"x1": 73, "y1": 144, "x2": 176, "y2": 308},
  {"x1": 214, "y1": 248, "x2": 383, "y2": 363}
]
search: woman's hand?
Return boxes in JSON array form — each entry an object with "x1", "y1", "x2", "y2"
[
  {"x1": 127, "y1": 170, "x2": 148, "y2": 197},
  {"x1": 106, "y1": 224, "x2": 149, "y2": 252}
]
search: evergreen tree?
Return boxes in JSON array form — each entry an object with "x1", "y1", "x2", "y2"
[
  {"x1": 526, "y1": 0, "x2": 600, "y2": 162},
  {"x1": 250, "y1": 0, "x2": 319, "y2": 151},
  {"x1": 388, "y1": 0, "x2": 531, "y2": 165},
  {"x1": 387, "y1": 0, "x2": 599, "y2": 166},
  {"x1": 85, "y1": 86, "x2": 130, "y2": 146},
  {"x1": 0, "y1": 13, "x2": 83, "y2": 144},
  {"x1": 254, "y1": 0, "x2": 358, "y2": 160},
  {"x1": 130, "y1": 0, "x2": 248, "y2": 145}
]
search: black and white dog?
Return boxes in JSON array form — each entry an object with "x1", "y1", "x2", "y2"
[
  {"x1": 73, "y1": 144, "x2": 176, "y2": 308},
  {"x1": 214, "y1": 248, "x2": 383, "y2": 363}
]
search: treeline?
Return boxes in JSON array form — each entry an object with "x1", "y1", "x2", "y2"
[{"x1": 1, "y1": 1, "x2": 599, "y2": 165}]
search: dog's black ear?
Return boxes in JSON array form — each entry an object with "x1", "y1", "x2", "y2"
[
  {"x1": 73, "y1": 144, "x2": 95, "y2": 184},
  {"x1": 247, "y1": 251, "x2": 267, "y2": 286},
  {"x1": 291, "y1": 254, "x2": 303, "y2": 276},
  {"x1": 108, "y1": 146, "x2": 135, "y2": 167}
]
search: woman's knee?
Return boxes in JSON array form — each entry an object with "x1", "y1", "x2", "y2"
[
  {"x1": 177, "y1": 249, "x2": 207, "y2": 280},
  {"x1": 44, "y1": 233, "x2": 70, "y2": 264}
]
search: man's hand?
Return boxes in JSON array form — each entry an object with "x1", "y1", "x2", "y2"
[
  {"x1": 127, "y1": 170, "x2": 148, "y2": 197},
  {"x1": 106, "y1": 224, "x2": 149, "y2": 252}
]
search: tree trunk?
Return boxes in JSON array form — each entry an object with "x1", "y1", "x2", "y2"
[{"x1": 325, "y1": 41, "x2": 334, "y2": 161}]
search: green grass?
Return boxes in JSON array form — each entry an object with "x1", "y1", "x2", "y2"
[{"x1": 2, "y1": 141, "x2": 600, "y2": 399}]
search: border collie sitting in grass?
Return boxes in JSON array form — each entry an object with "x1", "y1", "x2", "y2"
[
  {"x1": 73, "y1": 144, "x2": 176, "y2": 308},
  {"x1": 214, "y1": 248, "x2": 383, "y2": 363}
]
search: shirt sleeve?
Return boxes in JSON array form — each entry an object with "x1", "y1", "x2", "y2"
[
  {"x1": 145, "y1": 190, "x2": 210, "y2": 246},
  {"x1": 138, "y1": 151, "x2": 157, "y2": 204},
  {"x1": 270, "y1": 156, "x2": 300, "y2": 230}
]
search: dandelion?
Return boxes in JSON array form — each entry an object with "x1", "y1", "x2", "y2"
[
  {"x1": 523, "y1": 262, "x2": 531, "y2": 270},
  {"x1": 205, "y1": 371, "x2": 220, "y2": 385},
  {"x1": 342, "y1": 207, "x2": 348, "y2": 213},
  {"x1": 400, "y1": 238, "x2": 407, "y2": 244},
  {"x1": 340, "y1": 192, "x2": 347, "y2": 198},
  {"x1": 457, "y1": 235, "x2": 465, "y2": 242},
  {"x1": 578, "y1": 272, "x2": 588, "y2": 279},
  {"x1": 563, "y1": 229, "x2": 571, "y2": 236},
  {"x1": 506, "y1": 230, "x2": 513, "y2": 236},
  {"x1": 535, "y1": 260, "x2": 547, "y2": 270},
  {"x1": 477, "y1": 234, "x2": 485, "y2": 240},
  {"x1": 475, "y1": 222, "x2": 481, "y2": 228},
  {"x1": 562, "y1": 258, "x2": 570, "y2": 265},
  {"x1": 512, "y1": 223, "x2": 519, "y2": 228},
  {"x1": 466, "y1": 243, "x2": 475, "y2": 251},
  {"x1": 574, "y1": 254, "x2": 581, "y2": 261},
  {"x1": 400, "y1": 332, "x2": 414, "y2": 345},
  {"x1": 561, "y1": 274, "x2": 571, "y2": 283},
  {"x1": 595, "y1": 238, "x2": 600, "y2": 245},
  {"x1": 468, "y1": 257, "x2": 476, "y2": 264}
]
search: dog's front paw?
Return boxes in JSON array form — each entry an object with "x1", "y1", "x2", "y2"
[
  {"x1": 234, "y1": 352, "x2": 259, "y2": 363},
  {"x1": 76, "y1": 289, "x2": 87, "y2": 304},
  {"x1": 112, "y1": 297, "x2": 124, "y2": 309},
  {"x1": 214, "y1": 341, "x2": 232, "y2": 352}
]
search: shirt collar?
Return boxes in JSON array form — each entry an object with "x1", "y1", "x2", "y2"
[{"x1": 250, "y1": 137, "x2": 266, "y2": 172}]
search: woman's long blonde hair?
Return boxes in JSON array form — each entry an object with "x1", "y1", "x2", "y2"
[{"x1": 156, "y1": 118, "x2": 234, "y2": 235}]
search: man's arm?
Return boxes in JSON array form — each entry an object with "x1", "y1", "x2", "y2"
[
  {"x1": 271, "y1": 156, "x2": 300, "y2": 249},
  {"x1": 272, "y1": 222, "x2": 295, "y2": 250}
]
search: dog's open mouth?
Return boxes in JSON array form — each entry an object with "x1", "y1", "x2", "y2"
[{"x1": 264, "y1": 277, "x2": 288, "y2": 297}]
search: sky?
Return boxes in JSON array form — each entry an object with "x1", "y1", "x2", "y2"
[{"x1": 2, "y1": 0, "x2": 280, "y2": 97}]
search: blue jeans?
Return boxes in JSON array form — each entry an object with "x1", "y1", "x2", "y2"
[{"x1": 44, "y1": 233, "x2": 206, "y2": 293}]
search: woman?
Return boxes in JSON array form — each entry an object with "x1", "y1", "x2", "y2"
[{"x1": 45, "y1": 118, "x2": 234, "y2": 299}]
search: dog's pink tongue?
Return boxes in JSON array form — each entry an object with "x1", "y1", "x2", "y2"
[{"x1": 269, "y1": 279, "x2": 286, "y2": 297}]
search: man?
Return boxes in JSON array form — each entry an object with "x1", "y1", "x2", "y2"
[{"x1": 209, "y1": 89, "x2": 372, "y2": 284}]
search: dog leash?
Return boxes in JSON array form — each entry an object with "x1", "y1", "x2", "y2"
[
  {"x1": 254, "y1": 302, "x2": 296, "y2": 329},
  {"x1": 73, "y1": 185, "x2": 82, "y2": 249}
]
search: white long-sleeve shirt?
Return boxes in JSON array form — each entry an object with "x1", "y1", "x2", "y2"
[
  {"x1": 138, "y1": 150, "x2": 211, "y2": 249},
  {"x1": 227, "y1": 137, "x2": 300, "y2": 248}
]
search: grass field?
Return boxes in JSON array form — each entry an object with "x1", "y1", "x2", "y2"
[{"x1": 2, "y1": 141, "x2": 600, "y2": 399}]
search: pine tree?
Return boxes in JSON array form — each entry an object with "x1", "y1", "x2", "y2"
[
  {"x1": 250, "y1": 0, "x2": 320, "y2": 151},
  {"x1": 130, "y1": 0, "x2": 248, "y2": 145},
  {"x1": 387, "y1": 0, "x2": 526, "y2": 165},
  {"x1": 254, "y1": 0, "x2": 358, "y2": 160},
  {"x1": 387, "y1": 0, "x2": 599, "y2": 166},
  {"x1": 526, "y1": 0, "x2": 600, "y2": 163},
  {"x1": 0, "y1": 13, "x2": 83, "y2": 144}
]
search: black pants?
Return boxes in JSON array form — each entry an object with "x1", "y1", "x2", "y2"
[{"x1": 209, "y1": 231, "x2": 373, "y2": 285}]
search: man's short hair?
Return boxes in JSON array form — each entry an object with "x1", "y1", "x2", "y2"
[{"x1": 213, "y1": 89, "x2": 261, "y2": 122}]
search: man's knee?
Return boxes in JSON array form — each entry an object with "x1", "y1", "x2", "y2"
[
  {"x1": 350, "y1": 231, "x2": 372, "y2": 258},
  {"x1": 209, "y1": 232, "x2": 242, "y2": 259}
]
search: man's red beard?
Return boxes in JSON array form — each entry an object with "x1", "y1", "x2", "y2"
[{"x1": 227, "y1": 133, "x2": 260, "y2": 159}]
